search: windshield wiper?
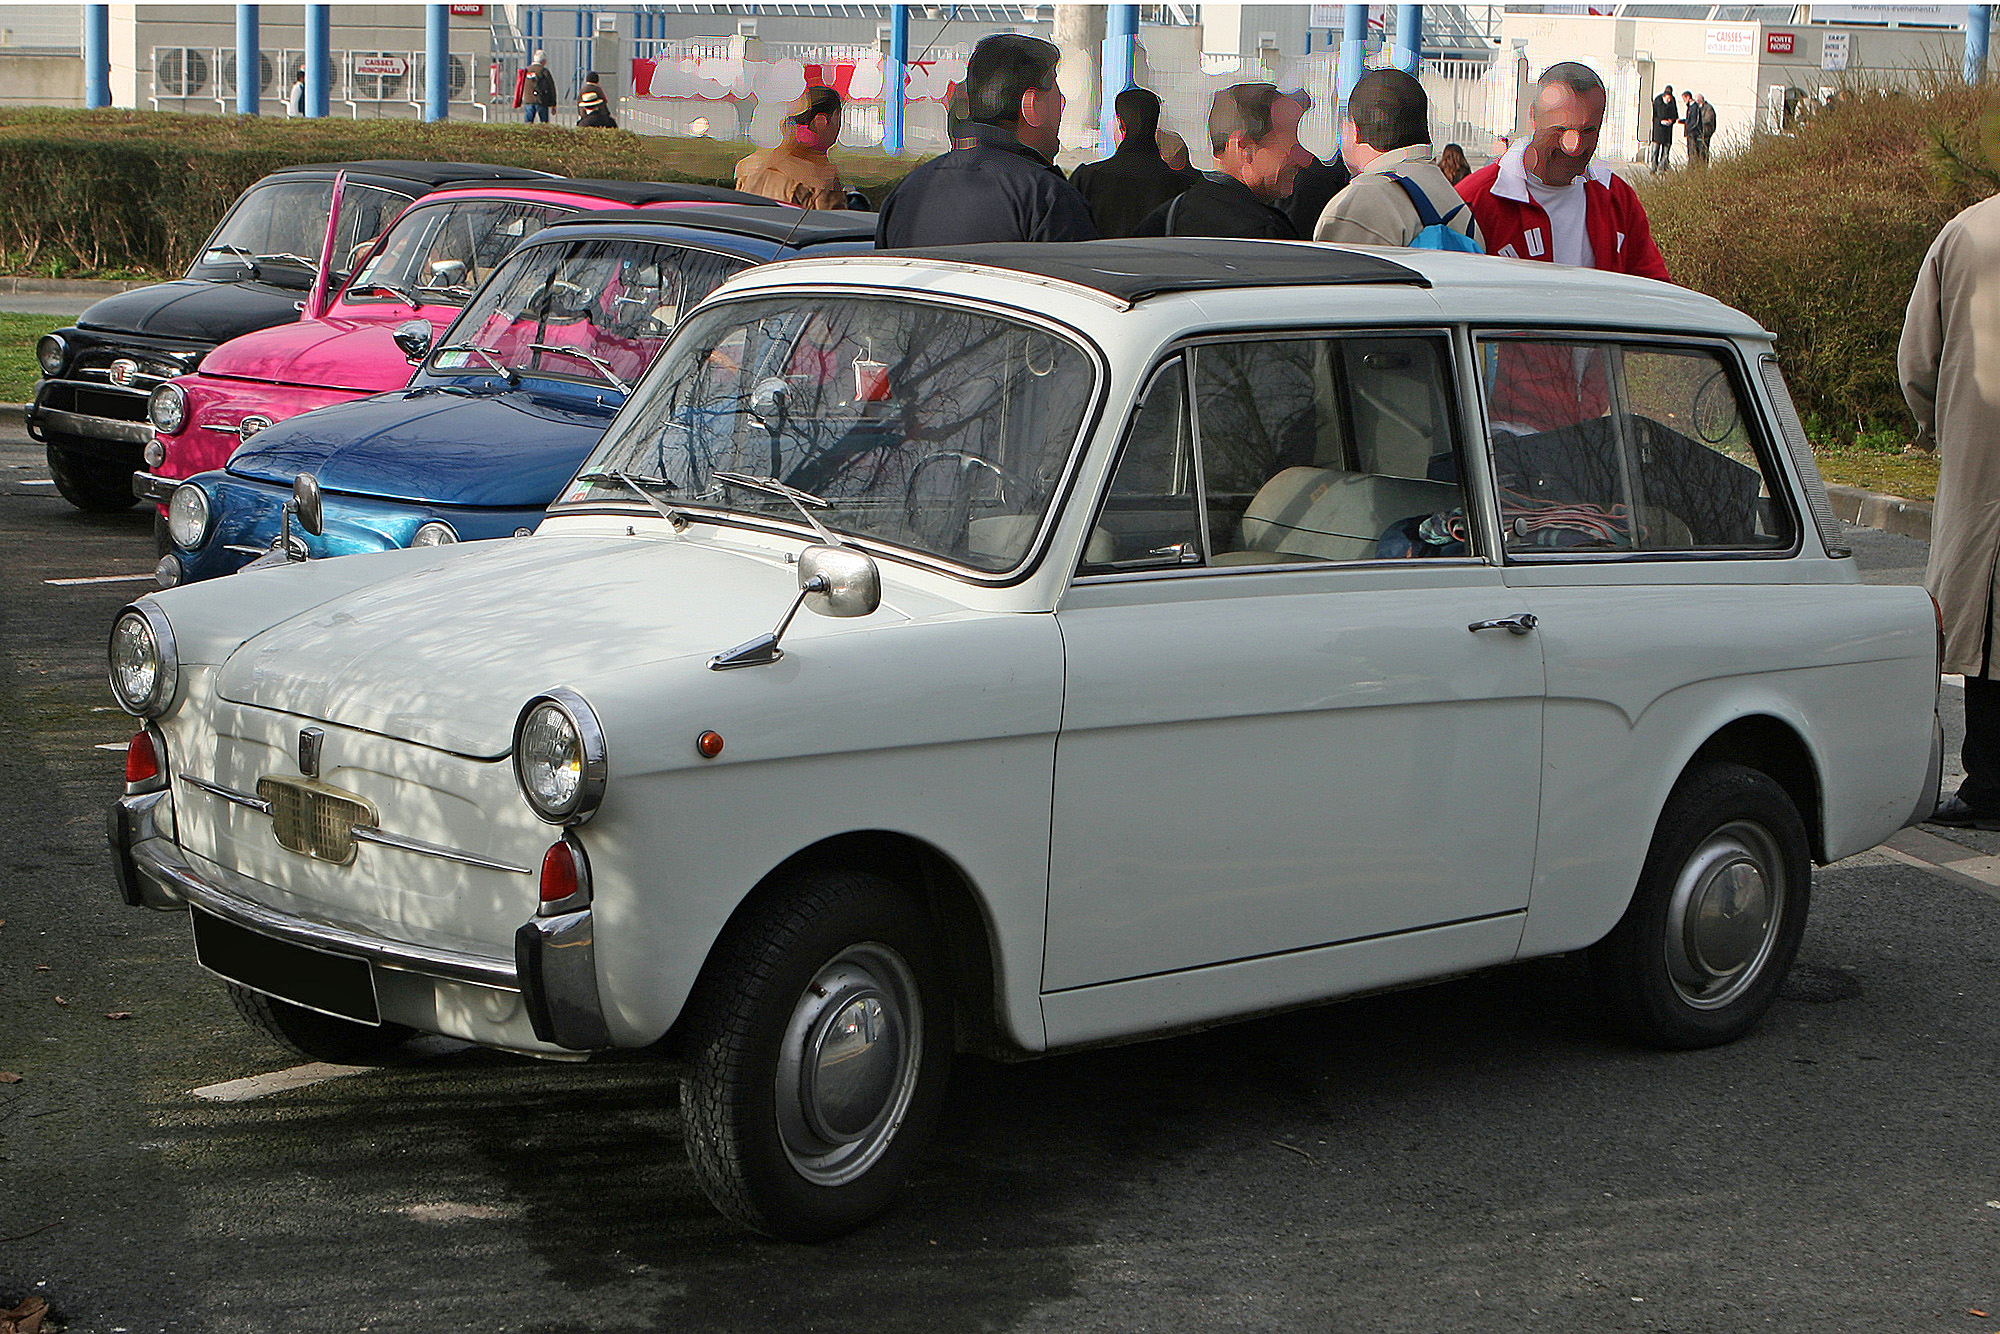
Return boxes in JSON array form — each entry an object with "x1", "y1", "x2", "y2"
[
  {"x1": 203, "y1": 243, "x2": 259, "y2": 277},
  {"x1": 255, "y1": 251, "x2": 320, "y2": 269},
  {"x1": 349, "y1": 279, "x2": 421, "y2": 307},
  {"x1": 573, "y1": 469, "x2": 691, "y2": 528},
  {"x1": 709, "y1": 470, "x2": 844, "y2": 546},
  {"x1": 432, "y1": 342, "x2": 516, "y2": 384},
  {"x1": 528, "y1": 343, "x2": 632, "y2": 395}
]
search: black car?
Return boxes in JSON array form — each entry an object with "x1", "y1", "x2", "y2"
[{"x1": 28, "y1": 159, "x2": 554, "y2": 512}]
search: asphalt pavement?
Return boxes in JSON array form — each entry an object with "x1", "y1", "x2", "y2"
[{"x1": 4, "y1": 422, "x2": 1998, "y2": 1334}]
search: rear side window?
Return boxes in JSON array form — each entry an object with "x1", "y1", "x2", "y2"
[{"x1": 1478, "y1": 338, "x2": 1794, "y2": 556}]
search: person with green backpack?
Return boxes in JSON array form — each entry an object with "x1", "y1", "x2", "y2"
[{"x1": 1313, "y1": 69, "x2": 1483, "y2": 253}]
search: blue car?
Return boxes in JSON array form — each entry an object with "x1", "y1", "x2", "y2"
[{"x1": 156, "y1": 207, "x2": 875, "y2": 585}]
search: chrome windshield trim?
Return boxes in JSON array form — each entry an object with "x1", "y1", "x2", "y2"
[
  {"x1": 350, "y1": 825, "x2": 532, "y2": 875},
  {"x1": 179, "y1": 773, "x2": 273, "y2": 813}
]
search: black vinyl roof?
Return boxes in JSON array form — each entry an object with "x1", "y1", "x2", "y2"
[
  {"x1": 543, "y1": 206, "x2": 878, "y2": 247},
  {"x1": 528, "y1": 178, "x2": 783, "y2": 207},
  {"x1": 872, "y1": 238, "x2": 1429, "y2": 302},
  {"x1": 287, "y1": 160, "x2": 557, "y2": 186}
]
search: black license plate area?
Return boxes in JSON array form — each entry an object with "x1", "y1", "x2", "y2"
[{"x1": 190, "y1": 907, "x2": 381, "y2": 1025}]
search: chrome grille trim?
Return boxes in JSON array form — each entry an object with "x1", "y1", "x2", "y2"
[
  {"x1": 351, "y1": 826, "x2": 532, "y2": 875},
  {"x1": 179, "y1": 771, "x2": 530, "y2": 874},
  {"x1": 256, "y1": 775, "x2": 375, "y2": 865},
  {"x1": 179, "y1": 773, "x2": 272, "y2": 813}
]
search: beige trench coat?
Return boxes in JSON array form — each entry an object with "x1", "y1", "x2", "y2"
[
  {"x1": 734, "y1": 142, "x2": 847, "y2": 211},
  {"x1": 1900, "y1": 193, "x2": 2000, "y2": 676}
]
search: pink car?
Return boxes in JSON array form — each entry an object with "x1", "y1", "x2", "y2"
[{"x1": 137, "y1": 177, "x2": 784, "y2": 515}]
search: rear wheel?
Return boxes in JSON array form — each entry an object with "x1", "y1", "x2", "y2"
[
  {"x1": 679, "y1": 870, "x2": 953, "y2": 1241},
  {"x1": 226, "y1": 982, "x2": 412, "y2": 1064},
  {"x1": 46, "y1": 437, "x2": 140, "y2": 513},
  {"x1": 1590, "y1": 761, "x2": 1810, "y2": 1049}
]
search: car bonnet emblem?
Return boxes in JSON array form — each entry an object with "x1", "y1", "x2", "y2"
[
  {"x1": 298, "y1": 727, "x2": 324, "y2": 779},
  {"x1": 109, "y1": 358, "x2": 140, "y2": 387}
]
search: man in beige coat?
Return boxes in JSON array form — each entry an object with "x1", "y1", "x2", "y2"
[
  {"x1": 1900, "y1": 192, "x2": 2000, "y2": 826},
  {"x1": 1314, "y1": 69, "x2": 1480, "y2": 249}
]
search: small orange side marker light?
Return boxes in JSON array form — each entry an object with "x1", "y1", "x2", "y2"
[{"x1": 696, "y1": 730, "x2": 725, "y2": 759}]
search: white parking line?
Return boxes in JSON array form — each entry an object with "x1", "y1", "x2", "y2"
[
  {"x1": 191, "y1": 1062, "x2": 373, "y2": 1102},
  {"x1": 17, "y1": 478, "x2": 54, "y2": 485},
  {"x1": 1945, "y1": 674, "x2": 1966, "y2": 688},
  {"x1": 44, "y1": 574, "x2": 156, "y2": 586},
  {"x1": 95, "y1": 742, "x2": 129, "y2": 751}
]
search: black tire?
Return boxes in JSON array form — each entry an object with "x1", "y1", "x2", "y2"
[
  {"x1": 46, "y1": 438, "x2": 140, "y2": 513},
  {"x1": 1590, "y1": 761, "x2": 1811, "y2": 1049},
  {"x1": 679, "y1": 870, "x2": 953, "y2": 1241},
  {"x1": 152, "y1": 510, "x2": 171, "y2": 559},
  {"x1": 226, "y1": 982, "x2": 413, "y2": 1064}
]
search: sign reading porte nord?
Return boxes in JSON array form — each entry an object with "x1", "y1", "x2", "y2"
[{"x1": 1767, "y1": 32, "x2": 1797, "y2": 55}]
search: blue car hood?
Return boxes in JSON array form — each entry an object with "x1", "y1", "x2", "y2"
[{"x1": 226, "y1": 386, "x2": 616, "y2": 508}]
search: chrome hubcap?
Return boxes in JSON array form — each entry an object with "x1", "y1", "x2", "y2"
[
  {"x1": 1665, "y1": 820, "x2": 1783, "y2": 1009},
  {"x1": 775, "y1": 943, "x2": 922, "y2": 1187}
]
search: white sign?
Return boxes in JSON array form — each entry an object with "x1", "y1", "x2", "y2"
[
  {"x1": 353, "y1": 55, "x2": 407, "y2": 77},
  {"x1": 1706, "y1": 25, "x2": 1757, "y2": 57},
  {"x1": 1822, "y1": 31, "x2": 1851, "y2": 71},
  {"x1": 1309, "y1": 4, "x2": 1341, "y2": 28}
]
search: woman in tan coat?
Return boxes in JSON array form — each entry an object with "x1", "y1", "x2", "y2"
[
  {"x1": 1899, "y1": 192, "x2": 2000, "y2": 825},
  {"x1": 735, "y1": 87, "x2": 848, "y2": 210}
]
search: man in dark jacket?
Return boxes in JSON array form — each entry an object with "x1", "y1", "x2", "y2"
[
  {"x1": 1070, "y1": 87, "x2": 1191, "y2": 238},
  {"x1": 1130, "y1": 83, "x2": 1302, "y2": 239},
  {"x1": 522, "y1": 49, "x2": 557, "y2": 125},
  {"x1": 875, "y1": 34, "x2": 1097, "y2": 247},
  {"x1": 1649, "y1": 84, "x2": 1678, "y2": 171}
]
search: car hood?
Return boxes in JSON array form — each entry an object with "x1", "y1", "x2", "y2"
[
  {"x1": 196, "y1": 317, "x2": 418, "y2": 394},
  {"x1": 226, "y1": 386, "x2": 615, "y2": 507},
  {"x1": 77, "y1": 278, "x2": 305, "y2": 345},
  {"x1": 212, "y1": 534, "x2": 904, "y2": 756}
]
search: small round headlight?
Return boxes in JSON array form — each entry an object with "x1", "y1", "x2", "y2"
[
  {"x1": 166, "y1": 484, "x2": 211, "y2": 551},
  {"x1": 513, "y1": 691, "x2": 607, "y2": 825},
  {"x1": 108, "y1": 603, "x2": 177, "y2": 717},
  {"x1": 410, "y1": 520, "x2": 459, "y2": 548},
  {"x1": 36, "y1": 334, "x2": 66, "y2": 378},
  {"x1": 149, "y1": 382, "x2": 187, "y2": 435},
  {"x1": 143, "y1": 439, "x2": 166, "y2": 469}
]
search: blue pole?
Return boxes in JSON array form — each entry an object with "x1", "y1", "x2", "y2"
[
  {"x1": 83, "y1": 4, "x2": 110, "y2": 108},
  {"x1": 1967, "y1": 4, "x2": 1991, "y2": 81},
  {"x1": 1338, "y1": 4, "x2": 1366, "y2": 120},
  {"x1": 305, "y1": 4, "x2": 330, "y2": 117},
  {"x1": 885, "y1": 4, "x2": 908, "y2": 156},
  {"x1": 1393, "y1": 4, "x2": 1421, "y2": 75},
  {"x1": 425, "y1": 5, "x2": 449, "y2": 119},
  {"x1": 1101, "y1": 4, "x2": 1137, "y2": 151},
  {"x1": 236, "y1": 6, "x2": 259, "y2": 113}
]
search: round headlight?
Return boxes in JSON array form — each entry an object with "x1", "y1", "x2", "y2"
[
  {"x1": 513, "y1": 690, "x2": 607, "y2": 825},
  {"x1": 108, "y1": 603, "x2": 177, "y2": 717},
  {"x1": 143, "y1": 439, "x2": 166, "y2": 469},
  {"x1": 36, "y1": 334, "x2": 66, "y2": 378},
  {"x1": 149, "y1": 382, "x2": 187, "y2": 435},
  {"x1": 166, "y1": 484, "x2": 211, "y2": 551},
  {"x1": 410, "y1": 520, "x2": 459, "y2": 548}
]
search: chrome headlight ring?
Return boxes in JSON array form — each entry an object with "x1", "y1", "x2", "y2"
[
  {"x1": 410, "y1": 520, "x2": 459, "y2": 548},
  {"x1": 36, "y1": 334, "x2": 66, "y2": 378},
  {"x1": 149, "y1": 382, "x2": 188, "y2": 435},
  {"x1": 513, "y1": 689, "x2": 608, "y2": 826},
  {"x1": 107, "y1": 600, "x2": 179, "y2": 718},
  {"x1": 166, "y1": 483, "x2": 213, "y2": 551}
]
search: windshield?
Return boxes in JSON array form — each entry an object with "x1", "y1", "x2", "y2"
[
  {"x1": 344, "y1": 198, "x2": 569, "y2": 309},
  {"x1": 190, "y1": 179, "x2": 411, "y2": 287},
  {"x1": 428, "y1": 239, "x2": 748, "y2": 389},
  {"x1": 561, "y1": 295, "x2": 1099, "y2": 573}
]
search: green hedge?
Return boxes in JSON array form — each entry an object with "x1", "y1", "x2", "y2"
[
  {"x1": 0, "y1": 108, "x2": 916, "y2": 278},
  {"x1": 1639, "y1": 80, "x2": 1997, "y2": 439}
]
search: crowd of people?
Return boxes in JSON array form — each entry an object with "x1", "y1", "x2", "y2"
[{"x1": 1648, "y1": 83, "x2": 1716, "y2": 170}]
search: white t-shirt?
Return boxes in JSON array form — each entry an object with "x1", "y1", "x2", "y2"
[{"x1": 1525, "y1": 172, "x2": 1594, "y2": 269}]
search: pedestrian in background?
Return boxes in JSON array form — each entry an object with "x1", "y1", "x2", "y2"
[
  {"x1": 1314, "y1": 69, "x2": 1479, "y2": 250},
  {"x1": 1695, "y1": 92, "x2": 1717, "y2": 163},
  {"x1": 1276, "y1": 88, "x2": 1350, "y2": 240},
  {"x1": 875, "y1": 34, "x2": 1095, "y2": 247},
  {"x1": 1680, "y1": 91, "x2": 1702, "y2": 165},
  {"x1": 1649, "y1": 83, "x2": 1678, "y2": 171},
  {"x1": 1131, "y1": 83, "x2": 1301, "y2": 239},
  {"x1": 287, "y1": 68, "x2": 305, "y2": 116},
  {"x1": 736, "y1": 87, "x2": 848, "y2": 210},
  {"x1": 1070, "y1": 87, "x2": 1192, "y2": 239},
  {"x1": 519, "y1": 50, "x2": 556, "y2": 125},
  {"x1": 1438, "y1": 142, "x2": 1471, "y2": 185},
  {"x1": 577, "y1": 72, "x2": 617, "y2": 128},
  {"x1": 1157, "y1": 129, "x2": 1204, "y2": 187},
  {"x1": 1900, "y1": 194, "x2": 2000, "y2": 827}
]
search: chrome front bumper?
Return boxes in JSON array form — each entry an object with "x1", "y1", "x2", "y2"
[
  {"x1": 109, "y1": 789, "x2": 610, "y2": 1049},
  {"x1": 132, "y1": 471, "x2": 178, "y2": 505},
  {"x1": 30, "y1": 399, "x2": 155, "y2": 445}
]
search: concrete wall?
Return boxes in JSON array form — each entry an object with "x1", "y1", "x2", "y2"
[{"x1": 0, "y1": 52, "x2": 83, "y2": 107}]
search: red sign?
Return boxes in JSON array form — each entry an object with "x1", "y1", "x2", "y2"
[
  {"x1": 353, "y1": 55, "x2": 408, "y2": 77},
  {"x1": 1767, "y1": 31, "x2": 1796, "y2": 54},
  {"x1": 449, "y1": 4, "x2": 486, "y2": 14}
]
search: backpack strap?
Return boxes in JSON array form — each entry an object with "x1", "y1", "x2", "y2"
[
  {"x1": 1386, "y1": 172, "x2": 1468, "y2": 232},
  {"x1": 1165, "y1": 190, "x2": 1183, "y2": 236}
]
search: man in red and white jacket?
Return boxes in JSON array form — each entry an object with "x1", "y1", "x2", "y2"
[{"x1": 1457, "y1": 62, "x2": 1670, "y2": 283}]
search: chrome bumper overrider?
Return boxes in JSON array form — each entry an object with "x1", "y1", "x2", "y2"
[
  {"x1": 108, "y1": 790, "x2": 610, "y2": 1050},
  {"x1": 132, "y1": 471, "x2": 178, "y2": 504}
]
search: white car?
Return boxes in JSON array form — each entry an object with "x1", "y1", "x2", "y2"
[{"x1": 108, "y1": 240, "x2": 1943, "y2": 1240}]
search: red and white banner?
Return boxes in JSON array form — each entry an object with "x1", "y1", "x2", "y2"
[{"x1": 631, "y1": 56, "x2": 964, "y2": 104}]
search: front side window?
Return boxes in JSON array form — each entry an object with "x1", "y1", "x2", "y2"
[
  {"x1": 345, "y1": 200, "x2": 570, "y2": 308},
  {"x1": 1480, "y1": 337, "x2": 1793, "y2": 555},
  {"x1": 565, "y1": 296, "x2": 1098, "y2": 574}
]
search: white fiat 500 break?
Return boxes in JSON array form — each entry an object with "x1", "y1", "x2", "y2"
[{"x1": 109, "y1": 240, "x2": 1943, "y2": 1240}]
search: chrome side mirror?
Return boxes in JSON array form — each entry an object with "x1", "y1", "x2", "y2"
[
  {"x1": 798, "y1": 544, "x2": 880, "y2": 619},
  {"x1": 292, "y1": 473, "x2": 323, "y2": 537},
  {"x1": 748, "y1": 376, "x2": 788, "y2": 420},
  {"x1": 392, "y1": 319, "x2": 432, "y2": 364}
]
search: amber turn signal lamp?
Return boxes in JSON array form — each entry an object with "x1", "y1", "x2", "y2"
[
  {"x1": 125, "y1": 729, "x2": 160, "y2": 785},
  {"x1": 539, "y1": 839, "x2": 582, "y2": 904},
  {"x1": 696, "y1": 730, "x2": 724, "y2": 759}
]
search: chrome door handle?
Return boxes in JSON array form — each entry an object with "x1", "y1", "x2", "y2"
[{"x1": 1468, "y1": 613, "x2": 1538, "y2": 636}]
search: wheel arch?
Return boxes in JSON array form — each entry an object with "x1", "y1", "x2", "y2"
[{"x1": 1686, "y1": 713, "x2": 1826, "y2": 864}]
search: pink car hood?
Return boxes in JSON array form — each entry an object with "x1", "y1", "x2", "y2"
[{"x1": 195, "y1": 311, "x2": 441, "y2": 396}]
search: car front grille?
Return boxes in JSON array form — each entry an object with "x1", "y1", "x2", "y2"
[{"x1": 255, "y1": 775, "x2": 377, "y2": 865}]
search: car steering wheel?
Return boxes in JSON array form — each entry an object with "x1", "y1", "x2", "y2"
[{"x1": 902, "y1": 451, "x2": 1032, "y2": 552}]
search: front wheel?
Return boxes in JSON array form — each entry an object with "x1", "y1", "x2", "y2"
[
  {"x1": 679, "y1": 870, "x2": 953, "y2": 1241},
  {"x1": 46, "y1": 437, "x2": 141, "y2": 513},
  {"x1": 1589, "y1": 761, "x2": 1811, "y2": 1049}
]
